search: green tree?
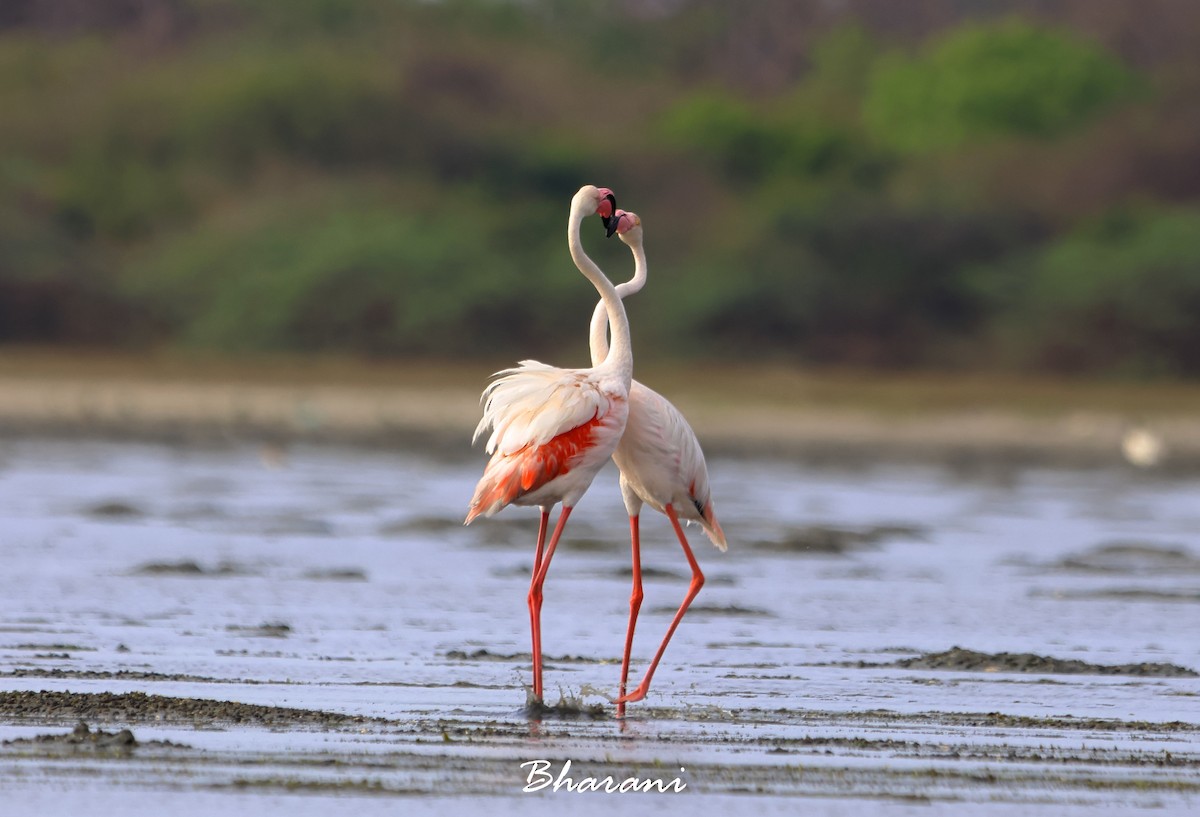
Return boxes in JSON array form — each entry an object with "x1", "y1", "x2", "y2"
[
  {"x1": 864, "y1": 20, "x2": 1138, "y2": 152},
  {"x1": 993, "y1": 208, "x2": 1200, "y2": 374}
]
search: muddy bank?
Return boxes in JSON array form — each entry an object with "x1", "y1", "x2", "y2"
[
  {"x1": 0, "y1": 722, "x2": 190, "y2": 756},
  {"x1": 750, "y1": 523, "x2": 928, "y2": 554},
  {"x1": 1052, "y1": 542, "x2": 1200, "y2": 574},
  {"x1": 444, "y1": 649, "x2": 607, "y2": 664},
  {"x1": 846, "y1": 647, "x2": 1198, "y2": 678},
  {"x1": 129, "y1": 560, "x2": 258, "y2": 577},
  {"x1": 1, "y1": 689, "x2": 1198, "y2": 807},
  {"x1": 2, "y1": 689, "x2": 1195, "y2": 735},
  {"x1": 4, "y1": 364, "x2": 1200, "y2": 469},
  {"x1": 0, "y1": 669, "x2": 237, "y2": 684},
  {"x1": 0, "y1": 691, "x2": 371, "y2": 727}
]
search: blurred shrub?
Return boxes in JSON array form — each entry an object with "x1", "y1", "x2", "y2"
[
  {"x1": 659, "y1": 92, "x2": 787, "y2": 180},
  {"x1": 53, "y1": 45, "x2": 399, "y2": 238},
  {"x1": 864, "y1": 20, "x2": 1139, "y2": 152},
  {"x1": 660, "y1": 27, "x2": 891, "y2": 186},
  {"x1": 0, "y1": 192, "x2": 79, "y2": 284},
  {"x1": 230, "y1": 0, "x2": 379, "y2": 36},
  {"x1": 992, "y1": 207, "x2": 1200, "y2": 374},
  {"x1": 804, "y1": 24, "x2": 879, "y2": 99},
  {"x1": 659, "y1": 91, "x2": 881, "y2": 185},
  {"x1": 2, "y1": 4, "x2": 1199, "y2": 378},
  {"x1": 673, "y1": 190, "x2": 1039, "y2": 366},
  {"x1": 0, "y1": 191, "x2": 142, "y2": 342},
  {"x1": 174, "y1": 47, "x2": 398, "y2": 168},
  {"x1": 119, "y1": 186, "x2": 598, "y2": 356},
  {"x1": 57, "y1": 137, "x2": 190, "y2": 239}
]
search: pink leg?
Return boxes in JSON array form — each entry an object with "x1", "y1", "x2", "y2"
[
  {"x1": 616, "y1": 514, "x2": 643, "y2": 718},
  {"x1": 615, "y1": 505, "x2": 704, "y2": 705},
  {"x1": 526, "y1": 510, "x2": 550, "y2": 699},
  {"x1": 527, "y1": 506, "x2": 573, "y2": 700}
]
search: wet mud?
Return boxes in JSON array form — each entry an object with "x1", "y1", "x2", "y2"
[
  {"x1": 1053, "y1": 541, "x2": 1200, "y2": 574},
  {"x1": 2, "y1": 437, "x2": 1199, "y2": 813},
  {"x1": 130, "y1": 560, "x2": 258, "y2": 577},
  {"x1": 751, "y1": 523, "x2": 929, "y2": 554},
  {"x1": 1, "y1": 669, "x2": 235, "y2": 684},
  {"x1": 1, "y1": 686, "x2": 1197, "y2": 805},
  {"x1": 86, "y1": 500, "x2": 145, "y2": 518},
  {"x1": 849, "y1": 647, "x2": 1198, "y2": 678},
  {"x1": 521, "y1": 690, "x2": 611, "y2": 720},
  {"x1": 1, "y1": 721, "x2": 190, "y2": 756},
  {"x1": 444, "y1": 648, "x2": 609, "y2": 665},
  {"x1": 0, "y1": 691, "x2": 373, "y2": 727}
]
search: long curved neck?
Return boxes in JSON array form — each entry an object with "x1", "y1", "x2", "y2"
[
  {"x1": 569, "y1": 204, "x2": 632, "y2": 377},
  {"x1": 589, "y1": 233, "x2": 646, "y2": 367}
]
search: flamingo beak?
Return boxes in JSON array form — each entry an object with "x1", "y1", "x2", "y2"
[{"x1": 600, "y1": 193, "x2": 618, "y2": 237}]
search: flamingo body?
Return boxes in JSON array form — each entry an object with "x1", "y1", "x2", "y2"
[
  {"x1": 614, "y1": 384, "x2": 725, "y2": 548},
  {"x1": 586, "y1": 210, "x2": 726, "y2": 713},
  {"x1": 466, "y1": 362, "x2": 629, "y2": 521},
  {"x1": 588, "y1": 212, "x2": 726, "y2": 551},
  {"x1": 464, "y1": 184, "x2": 630, "y2": 702}
]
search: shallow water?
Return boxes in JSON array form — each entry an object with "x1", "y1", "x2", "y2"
[{"x1": 0, "y1": 437, "x2": 1198, "y2": 814}]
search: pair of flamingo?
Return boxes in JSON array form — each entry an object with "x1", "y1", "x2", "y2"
[{"x1": 465, "y1": 185, "x2": 726, "y2": 715}]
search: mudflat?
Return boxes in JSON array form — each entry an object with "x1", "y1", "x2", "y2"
[{"x1": 1, "y1": 357, "x2": 1198, "y2": 813}]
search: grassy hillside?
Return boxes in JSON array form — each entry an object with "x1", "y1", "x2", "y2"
[{"x1": 2, "y1": 0, "x2": 1200, "y2": 375}]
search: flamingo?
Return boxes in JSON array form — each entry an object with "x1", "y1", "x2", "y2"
[
  {"x1": 465, "y1": 184, "x2": 632, "y2": 702},
  {"x1": 587, "y1": 210, "x2": 727, "y2": 716}
]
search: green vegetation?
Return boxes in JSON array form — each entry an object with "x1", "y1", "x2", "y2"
[
  {"x1": 988, "y1": 208, "x2": 1200, "y2": 375},
  {"x1": 123, "y1": 184, "x2": 585, "y2": 354},
  {"x1": 864, "y1": 21, "x2": 1139, "y2": 152},
  {"x1": 2, "y1": 1, "x2": 1199, "y2": 375}
]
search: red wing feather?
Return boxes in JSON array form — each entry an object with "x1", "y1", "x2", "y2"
[{"x1": 466, "y1": 413, "x2": 601, "y2": 522}]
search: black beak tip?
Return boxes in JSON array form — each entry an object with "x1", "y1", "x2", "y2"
[{"x1": 602, "y1": 193, "x2": 618, "y2": 237}]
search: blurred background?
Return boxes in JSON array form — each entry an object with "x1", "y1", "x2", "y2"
[
  {"x1": 5, "y1": 8, "x2": 1200, "y2": 807},
  {"x1": 2, "y1": 0, "x2": 1200, "y2": 377}
]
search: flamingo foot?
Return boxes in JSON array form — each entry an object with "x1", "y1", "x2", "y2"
[{"x1": 612, "y1": 683, "x2": 649, "y2": 706}]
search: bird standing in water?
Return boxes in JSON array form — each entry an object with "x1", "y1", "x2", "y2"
[
  {"x1": 465, "y1": 185, "x2": 632, "y2": 702},
  {"x1": 587, "y1": 210, "x2": 727, "y2": 715}
]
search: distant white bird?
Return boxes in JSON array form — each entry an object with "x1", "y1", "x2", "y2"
[
  {"x1": 587, "y1": 209, "x2": 727, "y2": 715},
  {"x1": 465, "y1": 185, "x2": 630, "y2": 702},
  {"x1": 1121, "y1": 424, "x2": 1164, "y2": 468}
]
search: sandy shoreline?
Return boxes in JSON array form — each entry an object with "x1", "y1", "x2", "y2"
[{"x1": 1, "y1": 366, "x2": 1199, "y2": 470}]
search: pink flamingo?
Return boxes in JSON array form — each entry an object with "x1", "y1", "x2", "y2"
[
  {"x1": 465, "y1": 185, "x2": 631, "y2": 702},
  {"x1": 588, "y1": 210, "x2": 727, "y2": 715}
]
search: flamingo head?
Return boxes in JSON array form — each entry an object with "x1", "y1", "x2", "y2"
[
  {"x1": 612, "y1": 209, "x2": 642, "y2": 244},
  {"x1": 574, "y1": 185, "x2": 619, "y2": 236}
]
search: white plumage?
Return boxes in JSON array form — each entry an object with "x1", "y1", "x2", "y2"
[
  {"x1": 588, "y1": 211, "x2": 726, "y2": 550},
  {"x1": 474, "y1": 361, "x2": 614, "y2": 455},
  {"x1": 467, "y1": 359, "x2": 629, "y2": 516},
  {"x1": 585, "y1": 208, "x2": 727, "y2": 712},
  {"x1": 464, "y1": 184, "x2": 630, "y2": 701},
  {"x1": 613, "y1": 384, "x2": 725, "y2": 548}
]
